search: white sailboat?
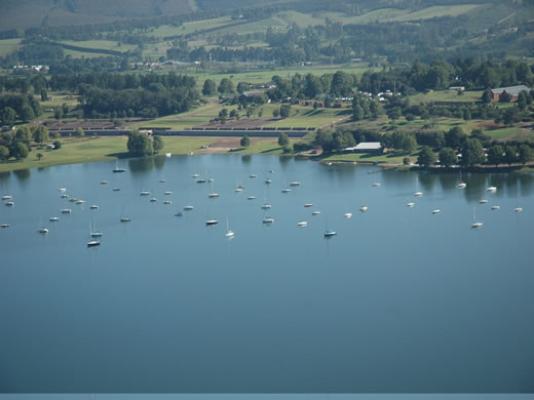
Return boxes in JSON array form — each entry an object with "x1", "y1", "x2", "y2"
[
  {"x1": 89, "y1": 222, "x2": 103, "y2": 238},
  {"x1": 225, "y1": 218, "x2": 235, "y2": 238},
  {"x1": 297, "y1": 221, "x2": 308, "y2": 228},
  {"x1": 471, "y1": 208, "x2": 483, "y2": 229},
  {"x1": 112, "y1": 160, "x2": 126, "y2": 173}
]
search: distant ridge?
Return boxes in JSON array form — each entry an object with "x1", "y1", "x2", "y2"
[{"x1": 0, "y1": 0, "x2": 196, "y2": 30}]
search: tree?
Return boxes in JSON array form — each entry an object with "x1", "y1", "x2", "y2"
[
  {"x1": 518, "y1": 91, "x2": 529, "y2": 111},
  {"x1": 460, "y1": 138, "x2": 485, "y2": 167},
  {"x1": 439, "y1": 147, "x2": 457, "y2": 167},
  {"x1": 503, "y1": 145, "x2": 518, "y2": 165},
  {"x1": 518, "y1": 144, "x2": 533, "y2": 165},
  {"x1": 352, "y1": 102, "x2": 364, "y2": 121},
  {"x1": 481, "y1": 89, "x2": 493, "y2": 104},
  {"x1": 229, "y1": 109, "x2": 239, "y2": 119},
  {"x1": 37, "y1": 152, "x2": 44, "y2": 161},
  {"x1": 499, "y1": 91, "x2": 512, "y2": 103},
  {"x1": 10, "y1": 142, "x2": 29, "y2": 160},
  {"x1": 278, "y1": 132, "x2": 289, "y2": 147},
  {"x1": 417, "y1": 146, "x2": 436, "y2": 167},
  {"x1": 53, "y1": 140, "x2": 62, "y2": 150},
  {"x1": 0, "y1": 145, "x2": 9, "y2": 161},
  {"x1": 202, "y1": 79, "x2": 217, "y2": 96},
  {"x1": 54, "y1": 107, "x2": 63, "y2": 120},
  {"x1": 127, "y1": 131, "x2": 154, "y2": 156},
  {"x1": 240, "y1": 135, "x2": 250, "y2": 147},
  {"x1": 14, "y1": 127, "x2": 31, "y2": 145},
  {"x1": 445, "y1": 127, "x2": 467, "y2": 149},
  {"x1": 391, "y1": 132, "x2": 416, "y2": 154},
  {"x1": 279, "y1": 104, "x2": 291, "y2": 119},
  {"x1": 153, "y1": 135, "x2": 164, "y2": 154},
  {"x1": 487, "y1": 144, "x2": 504, "y2": 166},
  {"x1": 1, "y1": 107, "x2": 17, "y2": 125},
  {"x1": 20, "y1": 105, "x2": 35, "y2": 122},
  {"x1": 272, "y1": 108, "x2": 280, "y2": 118},
  {"x1": 32, "y1": 126, "x2": 49, "y2": 145},
  {"x1": 218, "y1": 78, "x2": 234, "y2": 96},
  {"x1": 75, "y1": 127, "x2": 85, "y2": 137}
]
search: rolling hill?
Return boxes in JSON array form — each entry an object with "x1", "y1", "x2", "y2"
[{"x1": 0, "y1": 0, "x2": 197, "y2": 30}]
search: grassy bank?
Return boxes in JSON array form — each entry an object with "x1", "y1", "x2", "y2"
[{"x1": 0, "y1": 136, "x2": 287, "y2": 172}]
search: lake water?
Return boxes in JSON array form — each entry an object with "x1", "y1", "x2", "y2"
[{"x1": 1, "y1": 155, "x2": 534, "y2": 393}]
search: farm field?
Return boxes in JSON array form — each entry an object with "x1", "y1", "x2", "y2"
[{"x1": 0, "y1": 38, "x2": 22, "y2": 57}]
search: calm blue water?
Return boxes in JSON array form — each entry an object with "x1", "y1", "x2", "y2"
[{"x1": 1, "y1": 155, "x2": 533, "y2": 393}]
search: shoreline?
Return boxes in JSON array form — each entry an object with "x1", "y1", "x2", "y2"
[{"x1": 1, "y1": 136, "x2": 533, "y2": 174}]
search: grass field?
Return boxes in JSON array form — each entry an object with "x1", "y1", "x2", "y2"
[
  {"x1": 61, "y1": 40, "x2": 136, "y2": 52},
  {"x1": 39, "y1": 92, "x2": 80, "y2": 117},
  {"x1": 266, "y1": 107, "x2": 351, "y2": 129},
  {"x1": 0, "y1": 38, "x2": 21, "y2": 57},
  {"x1": 0, "y1": 136, "x2": 291, "y2": 172},
  {"x1": 143, "y1": 16, "x2": 234, "y2": 38},
  {"x1": 408, "y1": 90, "x2": 483, "y2": 104},
  {"x1": 130, "y1": 103, "x2": 224, "y2": 130},
  {"x1": 192, "y1": 63, "x2": 372, "y2": 85},
  {"x1": 321, "y1": 152, "x2": 411, "y2": 165}
]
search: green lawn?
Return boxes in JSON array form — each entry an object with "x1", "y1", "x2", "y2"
[
  {"x1": 266, "y1": 107, "x2": 351, "y2": 129},
  {"x1": 408, "y1": 90, "x2": 483, "y2": 104},
  {"x1": 0, "y1": 38, "x2": 21, "y2": 57},
  {"x1": 64, "y1": 40, "x2": 135, "y2": 51},
  {"x1": 130, "y1": 103, "x2": 224, "y2": 130},
  {"x1": 321, "y1": 152, "x2": 411, "y2": 165},
  {"x1": 143, "y1": 17, "x2": 234, "y2": 38},
  {"x1": 391, "y1": 4, "x2": 483, "y2": 22},
  {"x1": 0, "y1": 136, "x2": 227, "y2": 172}
]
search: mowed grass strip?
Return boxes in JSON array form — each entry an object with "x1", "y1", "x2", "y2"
[{"x1": 0, "y1": 136, "x2": 215, "y2": 172}]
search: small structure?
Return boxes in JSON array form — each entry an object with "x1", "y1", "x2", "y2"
[
  {"x1": 344, "y1": 142, "x2": 383, "y2": 154},
  {"x1": 491, "y1": 85, "x2": 530, "y2": 102}
]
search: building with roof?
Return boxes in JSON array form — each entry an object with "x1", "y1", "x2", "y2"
[
  {"x1": 343, "y1": 142, "x2": 383, "y2": 154},
  {"x1": 491, "y1": 85, "x2": 530, "y2": 102}
]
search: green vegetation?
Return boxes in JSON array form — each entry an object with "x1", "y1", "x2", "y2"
[{"x1": 0, "y1": 39, "x2": 22, "y2": 57}]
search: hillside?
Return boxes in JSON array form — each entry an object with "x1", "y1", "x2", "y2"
[{"x1": 0, "y1": 0, "x2": 196, "y2": 30}]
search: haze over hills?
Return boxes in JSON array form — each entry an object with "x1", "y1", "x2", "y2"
[
  {"x1": 0, "y1": 0, "x2": 197, "y2": 30},
  {"x1": 1, "y1": 0, "x2": 532, "y2": 30}
]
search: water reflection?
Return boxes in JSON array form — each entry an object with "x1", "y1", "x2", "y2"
[
  {"x1": 127, "y1": 156, "x2": 167, "y2": 175},
  {"x1": 13, "y1": 169, "x2": 31, "y2": 183}
]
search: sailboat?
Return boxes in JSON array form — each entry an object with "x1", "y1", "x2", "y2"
[
  {"x1": 262, "y1": 217, "x2": 275, "y2": 224},
  {"x1": 225, "y1": 218, "x2": 235, "y2": 238},
  {"x1": 324, "y1": 218, "x2": 337, "y2": 238},
  {"x1": 360, "y1": 205, "x2": 369, "y2": 213},
  {"x1": 297, "y1": 221, "x2": 308, "y2": 228},
  {"x1": 471, "y1": 208, "x2": 483, "y2": 229},
  {"x1": 112, "y1": 160, "x2": 126, "y2": 173},
  {"x1": 120, "y1": 207, "x2": 131, "y2": 223},
  {"x1": 89, "y1": 222, "x2": 103, "y2": 238},
  {"x1": 208, "y1": 182, "x2": 220, "y2": 199},
  {"x1": 87, "y1": 240, "x2": 101, "y2": 248}
]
